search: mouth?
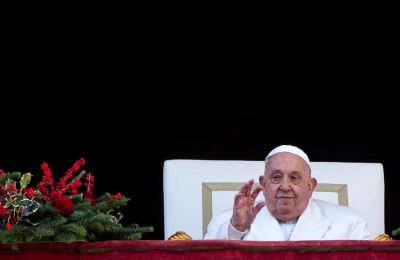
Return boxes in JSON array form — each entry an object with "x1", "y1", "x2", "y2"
[
  {"x1": 277, "y1": 196, "x2": 294, "y2": 199},
  {"x1": 276, "y1": 196, "x2": 294, "y2": 205}
]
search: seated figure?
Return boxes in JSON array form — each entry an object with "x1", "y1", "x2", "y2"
[{"x1": 204, "y1": 145, "x2": 372, "y2": 240}]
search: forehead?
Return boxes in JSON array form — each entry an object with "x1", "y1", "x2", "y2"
[{"x1": 266, "y1": 152, "x2": 309, "y2": 174}]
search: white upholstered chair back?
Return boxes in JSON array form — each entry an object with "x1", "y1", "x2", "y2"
[{"x1": 163, "y1": 160, "x2": 384, "y2": 240}]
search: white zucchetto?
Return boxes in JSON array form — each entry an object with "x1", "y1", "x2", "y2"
[{"x1": 266, "y1": 145, "x2": 311, "y2": 169}]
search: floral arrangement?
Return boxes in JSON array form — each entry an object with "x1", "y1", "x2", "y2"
[{"x1": 0, "y1": 158, "x2": 153, "y2": 243}]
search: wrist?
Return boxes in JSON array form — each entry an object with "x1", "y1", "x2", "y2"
[
  {"x1": 228, "y1": 220, "x2": 248, "y2": 240},
  {"x1": 230, "y1": 218, "x2": 248, "y2": 232}
]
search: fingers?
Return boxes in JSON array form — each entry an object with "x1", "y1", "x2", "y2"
[
  {"x1": 240, "y1": 179, "x2": 254, "y2": 197},
  {"x1": 234, "y1": 179, "x2": 255, "y2": 207},
  {"x1": 250, "y1": 186, "x2": 263, "y2": 200},
  {"x1": 234, "y1": 192, "x2": 243, "y2": 205},
  {"x1": 237, "y1": 179, "x2": 263, "y2": 200},
  {"x1": 252, "y1": 201, "x2": 266, "y2": 216}
]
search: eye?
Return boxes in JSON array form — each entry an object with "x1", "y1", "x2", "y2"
[
  {"x1": 271, "y1": 175, "x2": 282, "y2": 184},
  {"x1": 290, "y1": 175, "x2": 302, "y2": 184}
]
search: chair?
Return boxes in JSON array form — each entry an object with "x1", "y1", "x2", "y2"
[{"x1": 163, "y1": 159, "x2": 384, "y2": 240}]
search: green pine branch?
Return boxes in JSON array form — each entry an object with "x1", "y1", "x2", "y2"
[
  {"x1": 1, "y1": 193, "x2": 153, "y2": 243},
  {"x1": 392, "y1": 227, "x2": 400, "y2": 237}
]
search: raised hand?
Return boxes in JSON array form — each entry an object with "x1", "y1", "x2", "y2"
[{"x1": 230, "y1": 178, "x2": 265, "y2": 232}]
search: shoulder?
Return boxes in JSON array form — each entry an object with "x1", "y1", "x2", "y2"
[
  {"x1": 311, "y1": 199, "x2": 363, "y2": 219},
  {"x1": 309, "y1": 199, "x2": 372, "y2": 239}
]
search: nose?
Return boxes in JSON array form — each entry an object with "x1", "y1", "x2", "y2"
[{"x1": 279, "y1": 177, "x2": 291, "y2": 191}]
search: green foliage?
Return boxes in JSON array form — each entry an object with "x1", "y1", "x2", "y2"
[
  {"x1": 94, "y1": 193, "x2": 130, "y2": 212},
  {"x1": 20, "y1": 172, "x2": 32, "y2": 189},
  {"x1": 1, "y1": 161, "x2": 153, "y2": 243},
  {"x1": 392, "y1": 227, "x2": 400, "y2": 237},
  {"x1": 0, "y1": 171, "x2": 21, "y2": 183},
  {"x1": 0, "y1": 194, "x2": 153, "y2": 243}
]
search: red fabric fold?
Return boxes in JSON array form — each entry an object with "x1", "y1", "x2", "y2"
[{"x1": 1, "y1": 240, "x2": 399, "y2": 260}]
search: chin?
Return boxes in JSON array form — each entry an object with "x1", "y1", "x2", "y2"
[
  {"x1": 276, "y1": 208, "x2": 295, "y2": 218},
  {"x1": 279, "y1": 214, "x2": 295, "y2": 220}
]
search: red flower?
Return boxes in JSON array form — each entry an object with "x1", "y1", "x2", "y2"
[
  {"x1": 24, "y1": 188, "x2": 35, "y2": 198},
  {"x1": 0, "y1": 205, "x2": 6, "y2": 217},
  {"x1": 83, "y1": 191, "x2": 97, "y2": 205},
  {"x1": 8, "y1": 184, "x2": 16, "y2": 192},
  {"x1": 112, "y1": 192, "x2": 122, "y2": 200},
  {"x1": 5, "y1": 223, "x2": 12, "y2": 230},
  {"x1": 51, "y1": 192, "x2": 74, "y2": 215}
]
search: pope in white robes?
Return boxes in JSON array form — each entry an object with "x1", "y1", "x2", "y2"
[{"x1": 204, "y1": 145, "x2": 372, "y2": 241}]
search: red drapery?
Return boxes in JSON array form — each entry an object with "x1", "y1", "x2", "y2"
[{"x1": 1, "y1": 240, "x2": 399, "y2": 259}]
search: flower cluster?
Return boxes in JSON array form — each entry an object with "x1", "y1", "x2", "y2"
[{"x1": 0, "y1": 159, "x2": 153, "y2": 243}]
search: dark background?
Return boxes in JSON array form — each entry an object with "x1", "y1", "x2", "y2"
[
  {"x1": 1, "y1": 5, "x2": 398, "y2": 241},
  {"x1": 1, "y1": 13, "x2": 398, "y2": 239},
  {"x1": 1, "y1": 98, "x2": 399, "y2": 240}
]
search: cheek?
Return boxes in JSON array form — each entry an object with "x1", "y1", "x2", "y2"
[
  {"x1": 264, "y1": 184, "x2": 278, "y2": 198},
  {"x1": 293, "y1": 186, "x2": 311, "y2": 199}
]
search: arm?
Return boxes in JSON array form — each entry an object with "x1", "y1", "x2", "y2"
[
  {"x1": 349, "y1": 214, "x2": 373, "y2": 240},
  {"x1": 231, "y1": 179, "x2": 265, "y2": 232},
  {"x1": 204, "y1": 179, "x2": 265, "y2": 240}
]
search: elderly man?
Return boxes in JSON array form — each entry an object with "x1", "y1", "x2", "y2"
[{"x1": 204, "y1": 145, "x2": 372, "y2": 240}]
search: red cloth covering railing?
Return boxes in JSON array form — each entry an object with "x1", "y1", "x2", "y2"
[{"x1": 1, "y1": 240, "x2": 399, "y2": 259}]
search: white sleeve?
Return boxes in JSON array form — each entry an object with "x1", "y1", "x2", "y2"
[
  {"x1": 228, "y1": 221, "x2": 248, "y2": 240},
  {"x1": 350, "y1": 216, "x2": 374, "y2": 240},
  {"x1": 203, "y1": 210, "x2": 233, "y2": 240}
]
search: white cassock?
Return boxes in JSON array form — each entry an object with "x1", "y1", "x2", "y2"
[{"x1": 204, "y1": 199, "x2": 372, "y2": 240}]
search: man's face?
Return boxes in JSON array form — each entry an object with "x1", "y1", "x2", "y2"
[{"x1": 261, "y1": 152, "x2": 316, "y2": 222}]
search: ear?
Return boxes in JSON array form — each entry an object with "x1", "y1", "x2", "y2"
[
  {"x1": 259, "y1": 175, "x2": 265, "y2": 187},
  {"x1": 309, "y1": 177, "x2": 317, "y2": 192}
]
